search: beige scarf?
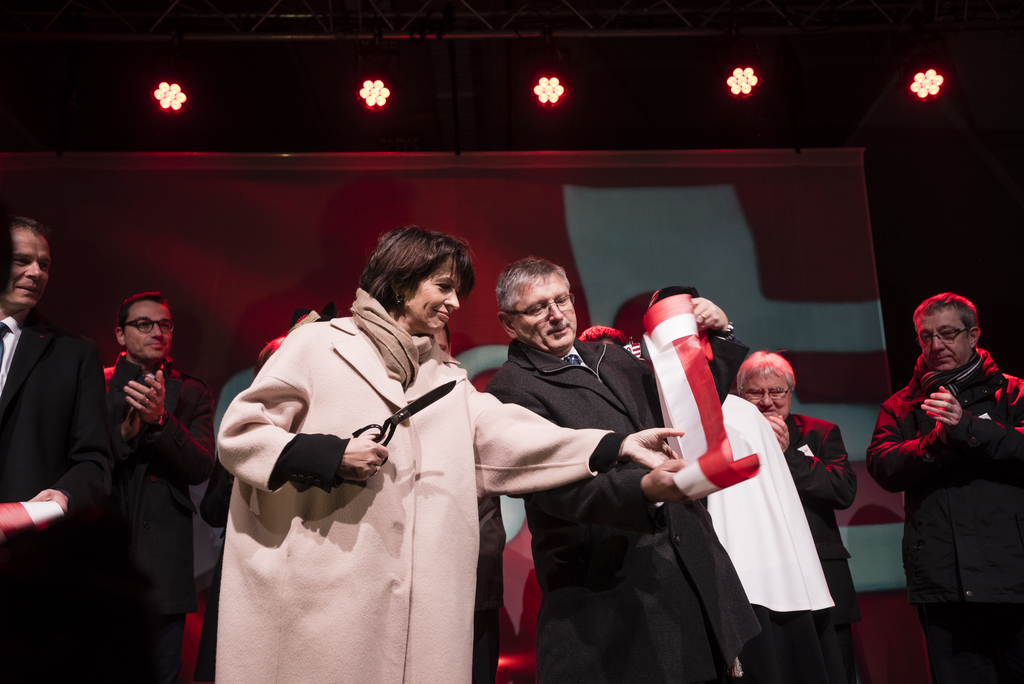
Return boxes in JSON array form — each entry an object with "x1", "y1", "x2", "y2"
[{"x1": 351, "y1": 288, "x2": 434, "y2": 390}]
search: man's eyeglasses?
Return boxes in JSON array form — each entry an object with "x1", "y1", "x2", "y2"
[
  {"x1": 125, "y1": 318, "x2": 174, "y2": 334},
  {"x1": 917, "y1": 327, "x2": 970, "y2": 348},
  {"x1": 741, "y1": 387, "x2": 791, "y2": 400},
  {"x1": 508, "y1": 294, "x2": 575, "y2": 319}
]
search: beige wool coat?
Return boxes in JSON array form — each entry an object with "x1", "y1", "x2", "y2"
[{"x1": 216, "y1": 317, "x2": 610, "y2": 684}]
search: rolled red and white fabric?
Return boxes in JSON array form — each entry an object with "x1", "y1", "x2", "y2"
[
  {"x1": 643, "y1": 292, "x2": 760, "y2": 499},
  {"x1": 644, "y1": 291, "x2": 831, "y2": 611},
  {"x1": 0, "y1": 501, "x2": 64, "y2": 543}
]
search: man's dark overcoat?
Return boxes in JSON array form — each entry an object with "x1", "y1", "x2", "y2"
[
  {"x1": 0, "y1": 310, "x2": 112, "y2": 511},
  {"x1": 486, "y1": 338, "x2": 759, "y2": 684},
  {"x1": 105, "y1": 353, "x2": 215, "y2": 614}
]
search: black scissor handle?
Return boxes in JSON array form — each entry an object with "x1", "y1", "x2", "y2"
[{"x1": 353, "y1": 421, "x2": 398, "y2": 448}]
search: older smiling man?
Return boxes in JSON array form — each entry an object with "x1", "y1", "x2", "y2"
[
  {"x1": 737, "y1": 351, "x2": 860, "y2": 684},
  {"x1": 868, "y1": 292, "x2": 1024, "y2": 684}
]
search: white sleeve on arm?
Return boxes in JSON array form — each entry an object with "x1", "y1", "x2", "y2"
[
  {"x1": 469, "y1": 387, "x2": 610, "y2": 497},
  {"x1": 218, "y1": 373, "x2": 311, "y2": 492}
]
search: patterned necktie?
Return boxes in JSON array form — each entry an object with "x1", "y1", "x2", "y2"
[{"x1": 563, "y1": 353, "x2": 583, "y2": 366}]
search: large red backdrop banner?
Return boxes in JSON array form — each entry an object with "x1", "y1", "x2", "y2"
[
  {"x1": 0, "y1": 150, "x2": 926, "y2": 683},
  {"x1": 0, "y1": 149, "x2": 878, "y2": 391}
]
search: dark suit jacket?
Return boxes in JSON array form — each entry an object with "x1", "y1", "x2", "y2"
[
  {"x1": 785, "y1": 414, "x2": 861, "y2": 624},
  {"x1": 0, "y1": 310, "x2": 112, "y2": 511},
  {"x1": 475, "y1": 495, "x2": 505, "y2": 611},
  {"x1": 486, "y1": 339, "x2": 759, "y2": 684},
  {"x1": 105, "y1": 354, "x2": 215, "y2": 614}
]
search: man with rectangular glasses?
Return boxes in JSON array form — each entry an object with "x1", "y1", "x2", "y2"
[
  {"x1": 868, "y1": 292, "x2": 1024, "y2": 683},
  {"x1": 485, "y1": 257, "x2": 759, "y2": 684},
  {"x1": 105, "y1": 291, "x2": 215, "y2": 684}
]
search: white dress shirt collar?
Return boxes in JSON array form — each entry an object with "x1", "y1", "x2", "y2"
[{"x1": 0, "y1": 312, "x2": 28, "y2": 393}]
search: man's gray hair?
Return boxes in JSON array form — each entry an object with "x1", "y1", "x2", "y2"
[
  {"x1": 737, "y1": 351, "x2": 796, "y2": 392},
  {"x1": 913, "y1": 292, "x2": 978, "y2": 330},
  {"x1": 495, "y1": 257, "x2": 570, "y2": 313}
]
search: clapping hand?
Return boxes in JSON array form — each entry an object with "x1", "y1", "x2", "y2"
[
  {"x1": 122, "y1": 370, "x2": 167, "y2": 440},
  {"x1": 766, "y1": 415, "x2": 790, "y2": 451},
  {"x1": 923, "y1": 386, "x2": 962, "y2": 442}
]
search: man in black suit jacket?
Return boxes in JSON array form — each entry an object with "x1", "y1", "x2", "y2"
[
  {"x1": 737, "y1": 351, "x2": 860, "y2": 684},
  {"x1": 485, "y1": 257, "x2": 759, "y2": 684},
  {"x1": 0, "y1": 217, "x2": 112, "y2": 514},
  {"x1": 105, "y1": 291, "x2": 215, "y2": 684}
]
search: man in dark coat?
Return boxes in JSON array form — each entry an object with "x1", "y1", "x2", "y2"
[
  {"x1": 737, "y1": 351, "x2": 860, "y2": 684},
  {"x1": 105, "y1": 291, "x2": 215, "y2": 684},
  {"x1": 485, "y1": 257, "x2": 759, "y2": 684},
  {"x1": 0, "y1": 216, "x2": 112, "y2": 514},
  {"x1": 868, "y1": 292, "x2": 1024, "y2": 684}
]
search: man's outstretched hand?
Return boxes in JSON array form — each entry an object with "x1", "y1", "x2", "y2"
[{"x1": 618, "y1": 428, "x2": 685, "y2": 470}]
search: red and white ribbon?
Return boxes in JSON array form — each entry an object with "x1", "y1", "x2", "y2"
[
  {"x1": 643, "y1": 293, "x2": 760, "y2": 499},
  {"x1": 0, "y1": 501, "x2": 64, "y2": 543}
]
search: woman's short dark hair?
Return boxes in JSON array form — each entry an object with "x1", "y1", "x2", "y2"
[{"x1": 360, "y1": 226, "x2": 475, "y2": 313}]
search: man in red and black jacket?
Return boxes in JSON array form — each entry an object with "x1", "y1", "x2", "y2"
[{"x1": 868, "y1": 292, "x2": 1024, "y2": 684}]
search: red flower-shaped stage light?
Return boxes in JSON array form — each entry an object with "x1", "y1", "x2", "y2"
[
  {"x1": 727, "y1": 67, "x2": 759, "y2": 98},
  {"x1": 534, "y1": 77, "x2": 565, "y2": 106},
  {"x1": 359, "y1": 80, "x2": 391, "y2": 109},
  {"x1": 154, "y1": 82, "x2": 187, "y2": 111},
  {"x1": 910, "y1": 69, "x2": 944, "y2": 100}
]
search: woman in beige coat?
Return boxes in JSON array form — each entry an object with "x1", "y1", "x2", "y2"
[{"x1": 216, "y1": 227, "x2": 681, "y2": 684}]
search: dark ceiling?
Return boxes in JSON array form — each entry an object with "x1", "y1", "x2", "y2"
[
  {"x1": 1, "y1": 2, "x2": 1023, "y2": 385},
  {"x1": 0, "y1": 0, "x2": 1022, "y2": 154}
]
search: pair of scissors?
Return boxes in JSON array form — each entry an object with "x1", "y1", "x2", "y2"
[{"x1": 352, "y1": 380, "x2": 457, "y2": 451}]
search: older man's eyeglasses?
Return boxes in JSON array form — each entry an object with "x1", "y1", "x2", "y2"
[
  {"x1": 509, "y1": 294, "x2": 575, "y2": 319},
  {"x1": 741, "y1": 387, "x2": 790, "y2": 400},
  {"x1": 125, "y1": 318, "x2": 174, "y2": 334},
  {"x1": 917, "y1": 327, "x2": 969, "y2": 348}
]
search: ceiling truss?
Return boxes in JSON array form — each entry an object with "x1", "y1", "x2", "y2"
[{"x1": 0, "y1": 0, "x2": 1021, "y2": 40}]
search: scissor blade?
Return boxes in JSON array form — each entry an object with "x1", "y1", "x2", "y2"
[{"x1": 388, "y1": 380, "x2": 457, "y2": 425}]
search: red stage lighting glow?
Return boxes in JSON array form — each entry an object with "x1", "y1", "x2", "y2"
[
  {"x1": 359, "y1": 79, "x2": 391, "y2": 109},
  {"x1": 153, "y1": 82, "x2": 187, "y2": 111},
  {"x1": 727, "y1": 67, "x2": 759, "y2": 98},
  {"x1": 910, "y1": 69, "x2": 944, "y2": 100},
  {"x1": 533, "y1": 77, "x2": 565, "y2": 106}
]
